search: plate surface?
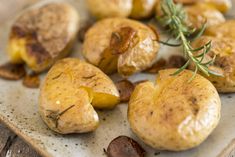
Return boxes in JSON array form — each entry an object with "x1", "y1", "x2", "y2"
[{"x1": 0, "y1": 0, "x2": 235, "y2": 157}]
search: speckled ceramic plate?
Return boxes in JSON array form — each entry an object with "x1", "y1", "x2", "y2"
[{"x1": 0, "y1": 0, "x2": 235, "y2": 157}]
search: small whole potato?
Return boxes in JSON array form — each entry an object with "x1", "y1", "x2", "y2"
[
  {"x1": 130, "y1": 0, "x2": 157, "y2": 19},
  {"x1": 205, "y1": 20, "x2": 235, "y2": 39},
  {"x1": 86, "y1": 0, "x2": 132, "y2": 19},
  {"x1": 185, "y1": 3, "x2": 225, "y2": 29},
  {"x1": 202, "y1": 0, "x2": 232, "y2": 13},
  {"x1": 39, "y1": 58, "x2": 120, "y2": 134},
  {"x1": 128, "y1": 69, "x2": 221, "y2": 151},
  {"x1": 190, "y1": 36, "x2": 235, "y2": 93},
  {"x1": 83, "y1": 18, "x2": 159, "y2": 76},
  {"x1": 156, "y1": 1, "x2": 225, "y2": 29},
  {"x1": 8, "y1": 3, "x2": 79, "y2": 72}
]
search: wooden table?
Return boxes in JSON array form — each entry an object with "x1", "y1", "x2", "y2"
[{"x1": 0, "y1": 123, "x2": 40, "y2": 157}]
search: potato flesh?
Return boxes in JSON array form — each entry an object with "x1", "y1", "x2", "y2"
[
  {"x1": 130, "y1": 0, "x2": 157, "y2": 19},
  {"x1": 39, "y1": 58, "x2": 120, "y2": 134},
  {"x1": 7, "y1": 38, "x2": 25, "y2": 64},
  {"x1": 128, "y1": 69, "x2": 221, "y2": 151}
]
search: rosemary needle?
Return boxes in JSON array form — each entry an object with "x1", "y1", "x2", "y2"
[{"x1": 157, "y1": 0, "x2": 222, "y2": 80}]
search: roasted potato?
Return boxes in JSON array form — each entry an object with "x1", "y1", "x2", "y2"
[
  {"x1": 202, "y1": 0, "x2": 232, "y2": 13},
  {"x1": 166, "y1": 0, "x2": 231, "y2": 12},
  {"x1": 128, "y1": 69, "x2": 221, "y2": 151},
  {"x1": 190, "y1": 36, "x2": 235, "y2": 93},
  {"x1": 185, "y1": 3, "x2": 225, "y2": 29},
  {"x1": 39, "y1": 58, "x2": 120, "y2": 134},
  {"x1": 8, "y1": 3, "x2": 79, "y2": 72},
  {"x1": 205, "y1": 20, "x2": 235, "y2": 39},
  {"x1": 130, "y1": 0, "x2": 157, "y2": 19},
  {"x1": 82, "y1": 18, "x2": 159, "y2": 76},
  {"x1": 86, "y1": 0, "x2": 132, "y2": 19},
  {"x1": 156, "y1": 2, "x2": 225, "y2": 29}
]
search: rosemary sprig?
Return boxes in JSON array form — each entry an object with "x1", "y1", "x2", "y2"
[
  {"x1": 157, "y1": 0, "x2": 222, "y2": 80},
  {"x1": 46, "y1": 105, "x2": 75, "y2": 128}
]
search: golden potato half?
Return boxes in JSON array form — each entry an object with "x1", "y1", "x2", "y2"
[
  {"x1": 39, "y1": 58, "x2": 120, "y2": 134},
  {"x1": 185, "y1": 3, "x2": 225, "y2": 29},
  {"x1": 130, "y1": 0, "x2": 157, "y2": 19},
  {"x1": 83, "y1": 18, "x2": 159, "y2": 76},
  {"x1": 190, "y1": 36, "x2": 235, "y2": 93},
  {"x1": 206, "y1": 20, "x2": 235, "y2": 39},
  {"x1": 8, "y1": 3, "x2": 79, "y2": 72},
  {"x1": 128, "y1": 69, "x2": 221, "y2": 151},
  {"x1": 86, "y1": 0, "x2": 132, "y2": 19}
]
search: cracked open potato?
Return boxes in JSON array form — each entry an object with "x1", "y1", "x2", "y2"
[
  {"x1": 130, "y1": 0, "x2": 157, "y2": 19},
  {"x1": 190, "y1": 36, "x2": 235, "y2": 93},
  {"x1": 86, "y1": 0, "x2": 132, "y2": 19},
  {"x1": 7, "y1": 3, "x2": 79, "y2": 72},
  {"x1": 39, "y1": 58, "x2": 120, "y2": 134},
  {"x1": 128, "y1": 69, "x2": 221, "y2": 151},
  {"x1": 82, "y1": 18, "x2": 159, "y2": 76}
]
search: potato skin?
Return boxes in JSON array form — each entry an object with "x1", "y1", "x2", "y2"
[
  {"x1": 185, "y1": 3, "x2": 225, "y2": 29},
  {"x1": 190, "y1": 36, "x2": 235, "y2": 93},
  {"x1": 86, "y1": 0, "x2": 132, "y2": 19},
  {"x1": 128, "y1": 69, "x2": 221, "y2": 151},
  {"x1": 205, "y1": 20, "x2": 235, "y2": 39},
  {"x1": 39, "y1": 58, "x2": 120, "y2": 134},
  {"x1": 202, "y1": 0, "x2": 232, "y2": 13},
  {"x1": 82, "y1": 18, "x2": 159, "y2": 76},
  {"x1": 130, "y1": 0, "x2": 157, "y2": 19},
  {"x1": 8, "y1": 3, "x2": 79, "y2": 72},
  {"x1": 155, "y1": 2, "x2": 225, "y2": 29}
]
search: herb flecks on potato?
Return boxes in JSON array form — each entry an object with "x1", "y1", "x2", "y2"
[
  {"x1": 128, "y1": 69, "x2": 221, "y2": 151},
  {"x1": 0, "y1": 62, "x2": 26, "y2": 80},
  {"x1": 107, "y1": 136, "x2": 146, "y2": 157},
  {"x1": 8, "y1": 3, "x2": 79, "y2": 72},
  {"x1": 39, "y1": 58, "x2": 120, "y2": 134}
]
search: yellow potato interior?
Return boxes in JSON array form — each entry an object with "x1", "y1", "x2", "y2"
[{"x1": 8, "y1": 39, "x2": 25, "y2": 64}]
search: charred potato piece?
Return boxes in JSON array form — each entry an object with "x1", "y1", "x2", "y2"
[
  {"x1": 130, "y1": 0, "x2": 157, "y2": 19},
  {"x1": 107, "y1": 136, "x2": 146, "y2": 157},
  {"x1": 205, "y1": 20, "x2": 235, "y2": 39},
  {"x1": 128, "y1": 69, "x2": 221, "y2": 151},
  {"x1": 86, "y1": 0, "x2": 132, "y2": 19},
  {"x1": 185, "y1": 3, "x2": 225, "y2": 29},
  {"x1": 8, "y1": 3, "x2": 79, "y2": 72},
  {"x1": 0, "y1": 62, "x2": 26, "y2": 80},
  {"x1": 190, "y1": 36, "x2": 235, "y2": 93},
  {"x1": 83, "y1": 18, "x2": 159, "y2": 76},
  {"x1": 39, "y1": 58, "x2": 120, "y2": 134}
]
